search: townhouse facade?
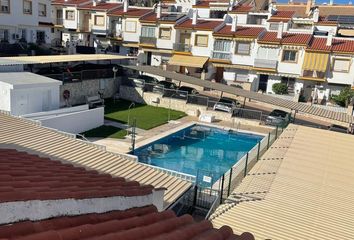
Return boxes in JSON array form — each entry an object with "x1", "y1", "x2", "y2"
[
  {"x1": 0, "y1": 0, "x2": 52, "y2": 45},
  {"x1": 2, "y1": 0, "x2": 353, "y2": 105}
]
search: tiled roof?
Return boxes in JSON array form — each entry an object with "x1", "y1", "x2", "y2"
[
  {"x1": 212, "y1": 124, "x2": 354, "y2": 239},
  {"x1": 175, "y1": 19, "x2": 223, "y2": 31},
  {"x1": 275, "y1": 4, "x2": 307, "y2": 17},
  {"x1": 108, "y1": 7, "x2": 152, "y2": 17},
  {"x1": 276, "y1": 4, "x2": 354, "y2": 17},
  {"x1": 214, "y1": 25, "x2": 265, "y2": 38},
  {"x1": 230, "y1": 5, "x2": 253, "y2": 13},
  {"x1": 193, "y1": 0, "x2": 229, "y2": 8},
  {"x1": 0, "y1": 113, "x2": 192, "y2": 208},
  {"x1": 0, "y1": 205, "x2": 254, "y2": 240},
  {"x1": 78, "y1": 2, "x2": 121, "y2": 11},
  {"x1": 139, "y1": 12, "x2": 185, "y2": 23},
  {"x1": 268, "y1": 10, "x2": 295, "y2": 22},
  {"x1": 316, "y1": 16, "x2": 339, "y2": 26},
  {"x1": 258, "y1": 32, "x2": 312, "y2": 45},
  {"x1": 0, "y1": 149, "x2": 152, "y2": 203},
  {"x1": 308, "y1": 37, "x2": 354, "y2": 53},
  {"x1": 51, "y1": 0, "x2": 90, "y2": 6}
]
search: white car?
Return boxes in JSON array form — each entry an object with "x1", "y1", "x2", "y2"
[{"x1": 213, "y1": 97, "x2": 241, "y2": 113}]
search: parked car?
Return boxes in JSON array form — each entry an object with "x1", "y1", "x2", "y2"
[
  {"x1": 36, "y1": 67, "x2": 63, "y2": 75},
  {"x1": 153, "y1": 81, "x2": 177, "y2": 94},
  {"x1": 129, "y1": 75, "x2": 159, "y2": 90},
  {"x1": 328, "y1": 124, "x2": 350, "y2": 134},
  {"x1": 265, "y1": 109, "x2": 290, "y2": 126},
  {"x1": 177, "y1": 86, "x2": 199, "y2": 98},
  {"x1": 213, "y1": 97, "x2": 241, "y2": 113}
]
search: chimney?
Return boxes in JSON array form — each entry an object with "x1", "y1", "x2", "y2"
[
  {"x1": 156, "y1": 2, "x2": 162, "y2": 19},
  {"x1": 228, "y1": 0, "x2": 234, "y2": 11},
  {"x1": 192, "y1": 9, "x2": 198, "y2": 25},
  {"x1": 326, "y1": 30, "x2": 333, "y2": 46},
  {"x1": 277, "y1": 21, "x2": 283, "y2": 39},
  {"x1": 123, "y1": 0, "x2": 128, "y2": 13},
  {"x1": 231, "y1": 15, "x2": 237, "y2": 32},
  {"x1": 93, "y1": 0, "x2": 97, "y2": 6},
  {"x1": 305, "y1": 0, "x2": 312, "y2": 15},
  {"x1": 313, "y1": 8, "x2": 319, "y2": 22}
]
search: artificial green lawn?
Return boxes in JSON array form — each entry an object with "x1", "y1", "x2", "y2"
[
  {"x1": 104, "y1": 99, "x2": 186, "y2": 130},
  {"x1": 81, "y1": 125, "x2": 126, "y2": 139}
]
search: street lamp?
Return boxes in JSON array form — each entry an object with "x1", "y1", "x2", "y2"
[{"x1": 127, "y1": 102, "x2": 135, "y2": 126}]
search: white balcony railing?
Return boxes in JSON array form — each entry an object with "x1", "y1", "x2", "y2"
[
  {"x1": 212, "y1": 51, "x2": 231, "y2": 60},
  {"x1": 254, "y1": 58, "x2": 278, "y2": 69}
]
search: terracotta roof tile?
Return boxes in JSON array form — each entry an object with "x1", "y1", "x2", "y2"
[
  {"x1": 78, "y1": 2, "x2": 121, "y2": 11},
  {"x1": 139, "y1": 12, "x2": 185, "y2": 23},
  {"x1": 0, "y1": 149, "x2": 153, "y2": 203},
  {"x1": 258, "y1": 32, "x2": 312, "y2": 45},
  {"x1": 273, "y1": 10, "x2": 296, "y2": 18},
  {"x1": 308, "y1": 37, "x2": 354, "y2": 53},
  {"x1": 214, "y1": 25, "x2": 265, "y2": 38},
  {"x1": 108, "y1": 7, "x2": 152, "y2": 17},
  {"x1": 0, "y1": 205, "x2": 254, "y2": 240},
  {"x1": 230, "y1": 4, "x2": 253, "y2": 13},
  {"x1": 175, "y1": 19, "x2": 223, "y2": 31}
]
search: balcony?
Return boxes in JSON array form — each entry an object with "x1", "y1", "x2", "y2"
[
  {"x1": 108, "y1": 30, "x2": 122, "y2": 40},
  {"x1": 53, "y1": 18, "x2": 63, "y2": 26},
  {"x1": 139, "y1": 36, "x2": 156, "y2": 46},
  {"x1": 211, "y1": 51, "x2": 231, "y2": 61},
  {"x1": 173, "y1": 43, "x2": 191, "y2": 53},
  {"x1": 254, "y1": 59, "x2": 278, "y2": 70}
]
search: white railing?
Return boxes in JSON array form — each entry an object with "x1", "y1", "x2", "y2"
[
  {"x1": 254, "y1": 58, "x2": 278, "y2": 69},
  {"x1": 212, "y1": 51, "x2": 231, "y2": 60},
  {"x1": 140, "y1": 162, "x2": 196, "y2": 183}
]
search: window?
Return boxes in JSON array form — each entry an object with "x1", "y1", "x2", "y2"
[
  {"x1": 23, "y1": 0, "x2": 32, "y2": 14},
  {"x1": 20, "y1": 28, "x2": 27, "y2": 40},
  {"x1": 94, "y1": 15, "x2": 105, "y2": 26},
  {"x1": 38, "y1": 3, "x2": 46, "y2": 16},
  {"x1": 195, "y1": 35, "x2": 208, "y2": 47},
  {"x1": 333, "y1": 58, "x2": 350, "y2": 73},
  {"x1": 0, "y1": 0, "x2": 10, "y2": 13},
  {"x1": 141, "y1": 26, "x2": 155, "y2": 37},
  {"x1": 65, "y1": 10, "x2": 75, "y2": 20},
  {"x1": 282, "y1": 50, "x2": 297, "y2": 62},
  {"x1": 269, "y1": 23, "x2": 279, "y2": 30},
  {"x1": 257, "y1": 47, "x2": 278, "y2": 60},
  {"x1": 214, "y1": 40, "x2": 231, "y2": 52},
  {"x1": 159, "y1": 28, "x2": 171, "y2": 40},
  {"x1": 235, "y1": 42, "x2": 251, "y2": 55},
  {"x1": 0, "y1": 29, "x2": 9, "y2": 42},
  {"x1": 125, "y1": 21, "x2": 136, "y2": 32}
]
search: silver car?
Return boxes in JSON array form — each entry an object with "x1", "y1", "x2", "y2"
[
  {"x1": 213, "y1": 97, "x2": 241, "y2": 113},
  {"x1": 266, "y1": 109, "x2": 290, "y2": 126}
]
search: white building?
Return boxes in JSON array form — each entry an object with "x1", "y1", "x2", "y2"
[
  {"x1": 0, "y1": 72, "x2": 61, "y2": 116},
  {"x1": 0, "y1": 0, "x2": 52, "y2": 45}
]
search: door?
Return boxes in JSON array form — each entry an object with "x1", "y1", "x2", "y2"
[
  {"x1": 215, "y1": 67, "x2": 224, "y2": 83},
  {"x1": 83, "y1": 14, "x2": 90, "y2": 32},
  {"x1": 56, "y1": 10, "x2": 63, "y2": 25},
  {"x1": 258, "y1": 74, "x2": 269, "y2": 92},
  {"x1": 146, "y1": 51, "x2": 152, "y2": 65},
  {"x1": 36, "y1": 31, "x2": 45, "y2": 44},
  {"x1": 180, "y1": 33, "x2": 191, "y2": 45}
]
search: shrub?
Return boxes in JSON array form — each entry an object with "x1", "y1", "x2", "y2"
[
  {"x1": 272, "y1": 83, "x2": 288, "y2": 95},
  {"x1": 331, "y1": 86, "x2": 354, "y2": 107}
]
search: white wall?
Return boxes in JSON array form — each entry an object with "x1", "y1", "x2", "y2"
[
  {"x1": 122, "y1": 18, "x2": 140, "y2": 42},
  {"x1": 231, "y1": 40, "x2": 257, "y2": 66},
  {"x1": 277, "y1": 47, "x2": 305, "y2": 75},
  {"x1": 10, "y1": 86, "x2": 60, "y2": 116},
  {"x1": 327, "y1": 56, "x2": 354, "y2": 85},
  {"x1": 191, "y1": 30, "x2": 214, "y2": 57},
  {"x1": 156, "y1": 24, "x2": 176, "y2": 49},
  {"x1": 63, "y1": 7, "x2": 79, "y2": 29},
  {"x1": 195, "y1": 8, "x2": 210, "y2": 18},
  {"x1": 38, "y1": 107, "x2": 104, "y2": 134},
  {"x1": 0, "y1": 82, "x2": 11, "y2": 112}
]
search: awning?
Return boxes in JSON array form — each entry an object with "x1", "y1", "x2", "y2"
[
  {"x1": 142, "y1": 48, "x2": 173, "y2": 54},
  {"x1": 299, "y1": 76, "x2": 326, "y2": 82},
  {"x1": 0, "y1": 54, "x2": 135, "y2": 66},
  {"x1": 212, "y1": 63, "x2": 253, "y2": 70},
  {"x1": 256, "y1": 72, "x2": 300, "y2": 78},
  {"x1": 168, "y1": 55, "x2": 209, "y2": 68},
  {"x1": 302, "y1": 52, "x2": 329, "y2": 72}
]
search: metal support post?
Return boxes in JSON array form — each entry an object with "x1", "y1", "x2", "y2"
[{"x1": 244, "y1": 153, "x2": 249, "y2": 177}]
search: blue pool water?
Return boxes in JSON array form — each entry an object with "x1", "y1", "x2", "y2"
[{"x1": 134, "y1": 125, "x2": 262, "y2": 184}]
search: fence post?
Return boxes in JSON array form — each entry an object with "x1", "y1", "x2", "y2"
[
  {"x1": 256, "y1": 142, "x2": 261, "y2": 161},
  {"x1": 244, "y1": 153, "x2": 249, "y2": 177},
  {"x1": 267, "y1": 132, "x2": 271, "y2": 149},
  {"x1": 193, "y1": 186, "x2": 198, "y2": 207},
  {"x1": 227, "y1": 168, "x2": 232, "y2": 197},
  {"x1": 220, "y1": 174, "x2": 225, "y2": 204}
]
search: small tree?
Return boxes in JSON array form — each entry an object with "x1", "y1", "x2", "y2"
[
  {"x1": 272, "y1": 83, "x2": 288, "y2": 95},
  {"x1": 331, "y1": 86, "x2": 354, "y2": 107}
]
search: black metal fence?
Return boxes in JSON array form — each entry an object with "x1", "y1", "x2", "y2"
[{"x1": 44, "y1": 68, "x2": 116, "y2": 83}]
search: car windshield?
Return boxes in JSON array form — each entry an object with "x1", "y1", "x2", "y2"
[
  {"x1": 139, "y1": 75, "x2": 157, "y2": 83},
  {"x1": 270, "y1": 110, "x2": 287, "y2": 118},
  {"x1": 179, "y1": 87, "x2": 192, "y2": 92},
  {"x1": 218, "y1": 98, "x2": 234, "y2": 104}
]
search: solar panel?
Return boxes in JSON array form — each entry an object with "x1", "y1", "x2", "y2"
[
  {"x1": 327, "y1": 15, "x2": 354, "y2": 24},
  {"x1": 161, "y1": 14, "x2": 185, "y2": 21}
]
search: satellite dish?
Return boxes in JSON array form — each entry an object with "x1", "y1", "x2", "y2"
[{"x1": 112, "y1": 66, "x2": 118, "y2": 73}]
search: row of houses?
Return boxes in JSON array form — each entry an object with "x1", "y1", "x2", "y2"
[{"x1": 1, "y1": 0, "x2": 354, "y2": 103}]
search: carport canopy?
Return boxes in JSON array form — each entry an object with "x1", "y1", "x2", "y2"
[
  {"x1": 124, "y1": 65, "x2": 353, "y2": 124},
  {"x1": 0, "y1": 54, "x2": 135, "y2": 66}
]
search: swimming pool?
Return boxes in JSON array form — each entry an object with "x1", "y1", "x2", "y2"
[{"x1": 134, "y1": 124, "x2": 263, "y2": 184}]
